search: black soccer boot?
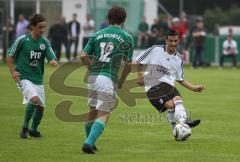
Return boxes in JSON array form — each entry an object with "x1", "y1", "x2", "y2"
[
  {"x1": 185, "y1": 119, "x2": 201, "y2": 128},
  {"x1": 20, "y1": 127, "x2": 29, "y2": 138},
  {"x1": 82, "y1": 143, "x2": 96, "y2": 154},
  {"x1": 29, "y1": 130, "x2": 42, "y2": 138}
]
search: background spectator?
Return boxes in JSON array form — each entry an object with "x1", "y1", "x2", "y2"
[
  {"x1": 220, "y1": 34, "x2": 238, "y2": 68},
  {"x1": 2, "y1": 17, "x2": 15, "y2": 62},
  {"x1": 179, "y1": 11, "x2": 189, "y2": 37},
  {"x1": 82, "y1": 13, "x2": 95, "y2": 49},
  {"x1": 16, "y1": 14, "x2": 29, "y2": 37},
  {"x1": 170, "y1": 17, "x2": 185, "y2": 53},
  {"x1": 137, "y1": 16, "x2": 149, "y2": 48},
  {"x1": 68, "y1": 13, "x2": 81, "y2": 60},
  {"x1": 60, "y1": 16, "x2": 70, "y2": 61},
  {"x1": 192, "y1": 18, "x2": 206, "y2": 68},
  {"x1": 48, "y1": 18, "x2": 63, "y2": 61},
  {"x1": 100, "y1": 17, "x2": 109, "y2": 30},
  {"x1": 148, "y1": 18, "x2": 161, "y2": 46}
]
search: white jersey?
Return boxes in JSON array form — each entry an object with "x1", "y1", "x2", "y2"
[
  {"x1": 136, "y1": 45, "x2": 184, "y2": 92},
  {"x1": 223, "y1": 40, "x2": 238, "y2": 55}
]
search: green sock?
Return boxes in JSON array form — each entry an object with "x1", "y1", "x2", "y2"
[
  {"x1": 31, "y1": 106, "x2": 44, "y2": 132},
  {"x1": 23, "y1": 103, "x2": 35, "y2": 129},
  {"x1": 84, "y1": 119, "x2": 106, "y2": 146},
  {"x1": 84, "y1": 122, "x2": 94, "y2": 138}
]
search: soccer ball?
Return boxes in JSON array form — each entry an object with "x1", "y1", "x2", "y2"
[{"x1": 173, "y1": 123, "x2": 192, "y2": 141}]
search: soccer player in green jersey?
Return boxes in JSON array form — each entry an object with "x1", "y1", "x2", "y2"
[
  {"x1": 81, "y1": 6, "x2": 134, "y2": 154},
  {"x1": 6, "y1": 14, "x2": 58, "y2": 138}
]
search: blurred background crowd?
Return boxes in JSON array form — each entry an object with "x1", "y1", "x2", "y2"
[{"x1": 1, "y1": 0, "x2": 240, "y2": 68}]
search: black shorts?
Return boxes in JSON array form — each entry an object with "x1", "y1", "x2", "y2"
[{"x1": 146, "y1": 83, "x2": 181, "y2": 113}]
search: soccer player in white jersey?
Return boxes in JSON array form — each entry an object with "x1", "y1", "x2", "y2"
[{"x1": 136, "y1": 29, "x2": 205, "y2": 129}]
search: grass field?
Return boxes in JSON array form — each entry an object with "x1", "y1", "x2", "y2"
[{"x1": 0, "y1": 62, "x2": 240, "y2": 162}]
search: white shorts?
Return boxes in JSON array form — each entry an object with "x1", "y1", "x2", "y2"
[
  {"x1": 17, "y1": 79, "x2": 45, "y2": 107},
  {"x1": 88, "y1": 75, "x2": 117, "y2": 112}
]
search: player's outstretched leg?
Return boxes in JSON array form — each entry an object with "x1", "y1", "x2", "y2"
[
  {"x1": 20, "y1": 103, "x2": 35, "y2": 138},
  {"x1": 82, "y1": 119, "x2": 106, "y2": 154},
  {"x1": 174, "y1": 99, "x2": 201, "y2": 128},
  {"x1": 29, "y1": 106, "x2": 44, "y2": 138}
]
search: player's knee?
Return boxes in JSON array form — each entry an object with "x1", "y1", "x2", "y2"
[
  {"x1": 164, "y1": 100, "x2": 175, "y2": 109},
  {"x1": 97, "y1": 110, "x2": 110, "y2": 123},
  {"x1": 30, "y1": 96, "x2": 41, "y2": 105},
  {"x1": 173, "y1": 96, "x2": 182, "y2": 102}
]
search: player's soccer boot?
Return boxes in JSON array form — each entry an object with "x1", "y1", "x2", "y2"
[
  {"x1": 82, "y1": 143, "x2": 95, "y2": 154},
  {"x1": 29, "y1": 130, "x2": 42, "y2": 138},
  {"x1": 185, "y1": 119, "x2": 201, "y2": 128},
  {"x1": 20, "y1": 127, "x2": 29, "y2": 138}
]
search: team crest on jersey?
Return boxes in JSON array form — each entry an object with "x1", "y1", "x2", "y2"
[
  {"x1": 159, "y1": 99, "x2": 163, "y2": 104},
  {"x1": 40, "y1": 44, "x2": 46, "y2": 50}
]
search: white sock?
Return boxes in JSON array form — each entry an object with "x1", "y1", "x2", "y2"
[
  {"x1": 167, "y1": 109, "x2": 175, "y2": 125},
  {"x1": 174, "y1": 100, "x2": 187, "y2": 123}
]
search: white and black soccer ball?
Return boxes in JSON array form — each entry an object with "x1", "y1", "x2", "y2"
[{"x1": 173, "y1": 123, "x2": 192, "y2": 141}]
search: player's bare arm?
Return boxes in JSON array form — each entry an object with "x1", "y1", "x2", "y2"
[
  {"x1": 178, "y1": 80, "x2": 205, "y2": 92},
  {"x1": 136, "y1": 62, "x2": 144, "y2": 86},
  {"x1": 6, "y1": 56, "x2": 20, "y2": 83},
  {"x1": 118, "y1": 61, "x2": 132, "y2": 89}
]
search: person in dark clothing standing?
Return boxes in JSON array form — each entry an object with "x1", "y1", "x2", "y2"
[
  {"x1": 60, "y1": 16, "x2": 70, "y2": 61},
  {"x1": 137, "y1": 16, "x2": 149, "y2": 48},
  {"x1": 68, "y1": 13, "x2": 80, "y2": 60},
  {"x1": 192, "y1": 19, "x2": 206, "y2": 68},
  {"x1": 48, "y1": 18, "x2": 63, "y2": 61},
  {"x1": 2, "y1": 17, "x2": 15, "y2": 62}
]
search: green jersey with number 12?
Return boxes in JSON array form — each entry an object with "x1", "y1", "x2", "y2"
[{"x1": 84, "y1": 26, "x2": 134, "y2": 83}]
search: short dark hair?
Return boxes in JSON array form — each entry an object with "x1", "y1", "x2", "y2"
[
  {"x1": 29, "y1": 14, "x2": 46, "y2": 27},
  {"x1": 165, "y1": 29, "x2": 179, "y2": 39},
  {"x1": 108, "y1": 6, "x2": 126, "y2": 25}
]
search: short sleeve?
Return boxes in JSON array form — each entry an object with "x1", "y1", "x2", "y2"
[
  {"x1": 7, "y1": 35, "x2": 26, "y2": 57},
  {"x1": 135, "y1": 47, "x2": 153, "y2": 64},
  {"x1": 176, "y1": 60, "x2": 184, "y2": 81},
  {"x1": 44, "y1": 38, "x2": 57, "y2": 61},
  {"x1": 223, "y1": 41, "x2": 228, "y2": 48}
]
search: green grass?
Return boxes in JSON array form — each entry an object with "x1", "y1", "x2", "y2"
[{"x1": 1, "y1": 63, "x2": 240, "y2": 162}]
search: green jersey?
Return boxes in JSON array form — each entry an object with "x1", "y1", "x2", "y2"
[
  {"x1": 83, "y1": 26, "x2": 134, "y2": 83},
  {"x1": 138, "y1": 22, "x2": 149, "y2": 33},
  {"x1": 8, "y1": 33, "x2": 56, "y2": 85}
]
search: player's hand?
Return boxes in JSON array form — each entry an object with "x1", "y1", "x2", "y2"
[
  {"x1": 137, "y1": 77, "x2": 144, "y2": 87},
  {"x1": 193, "y1": 85, "x2": 205, "y2": 92},
  {"x1": 49, "y1": 60, "x2": 58, "y2": 67},
  {"x1": 11, "y1": 70, "x2": 20, "y2": 83}
]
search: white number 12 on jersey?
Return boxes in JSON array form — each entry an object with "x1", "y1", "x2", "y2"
[{"x1": 99, "y1": 42, "x2": 114, "y2": 62}]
